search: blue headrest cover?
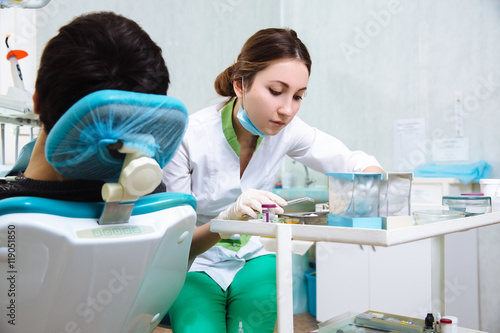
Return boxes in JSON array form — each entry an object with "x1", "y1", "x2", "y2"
[{"x1": 45, "y1": 90, "x2": 188, "y2": 182}]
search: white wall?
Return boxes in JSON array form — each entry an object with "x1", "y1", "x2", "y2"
[
  {"x1": 283, "y1": 0, "x2": 500, "y2": 177},
  {"x1": 1, "y1": 0, "x2": 499, "y2": 330}
]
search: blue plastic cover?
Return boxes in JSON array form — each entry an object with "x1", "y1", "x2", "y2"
[
  {"x1": 413, "y1": 161, "x2": 492, "y2": 184},
  {"x1": 45, "y1": 90, "x2": 188, "y2": 182}
]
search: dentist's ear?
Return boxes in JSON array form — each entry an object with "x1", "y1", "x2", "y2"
[
  {"x1": 233, "y1": 79, "x2": 244, "y2": 99},
  {"x1": 32, "y1": 90, "x2": 41, "y2": 115}
]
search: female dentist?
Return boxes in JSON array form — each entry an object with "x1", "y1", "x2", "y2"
[{"x1": 163, "y1": 28, "x2": 383, "y2": 333}]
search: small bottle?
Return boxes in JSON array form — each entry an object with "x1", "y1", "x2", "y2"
[
  {"x1": 262, "y1": 204, "x2": 277, "y2": 222},
  {"x1": 424, "y1": 313, "x2": 435, "y2": 332},
  {"x1": 435, "y1": 313, "x2": 442, "y2": 333},
  {"x1": 238, "y1": 321, "x2": 244, "y2": 333}
]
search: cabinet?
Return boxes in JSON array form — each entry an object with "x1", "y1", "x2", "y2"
[
  {"x1": 411, "y1": 177, "x2": 479, "y2": 209},
  {"x1": 316, "y1": 240, "x2": 431, "y2": 322}
]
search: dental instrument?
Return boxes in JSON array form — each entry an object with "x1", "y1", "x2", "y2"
[
  {"x1": 2, "y1": 35, "x2": 30, "y2": 165},
  {"x1": 286, "y1": 197, "x2": 315, "y2": 206},
  {"x1": 5, "y1": 35, "x2": 28, "y2": 90}
]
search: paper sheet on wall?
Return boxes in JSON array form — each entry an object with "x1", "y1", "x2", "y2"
[
  {"x1": 432, "y1": 137, "x2": 469, "y2": 162},
  {"x1": 393, "y1": 118, "x2": 426, "y2": 171}
]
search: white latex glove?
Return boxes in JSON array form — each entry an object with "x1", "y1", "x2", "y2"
[{"x1": 217, "y1": 189, "x2": 287, "y2": 220}]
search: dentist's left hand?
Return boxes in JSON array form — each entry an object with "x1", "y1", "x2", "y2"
[{"x1": 217, "y1": 189, "x2": 287, "y2": 220}]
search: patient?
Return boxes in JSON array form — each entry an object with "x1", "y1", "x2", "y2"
[{"x1": 0, "y1": 11, "x2": 170, "y2": 201}]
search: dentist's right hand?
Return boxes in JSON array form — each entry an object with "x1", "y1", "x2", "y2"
[{"x1": 217, "y1": 189, "x2": 287, "y2": 220}]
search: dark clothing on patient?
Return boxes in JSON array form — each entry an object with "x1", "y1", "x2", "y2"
[{"x1": 0, "y1": 171, "x2": 166, "y2": 201}]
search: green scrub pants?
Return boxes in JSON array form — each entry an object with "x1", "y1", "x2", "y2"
[{"x1": 169, "y1": 254, "x2": 277, "y2": 333}]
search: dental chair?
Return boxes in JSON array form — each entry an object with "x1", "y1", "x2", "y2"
[{"x1": 0, "y1": 90, "x2": 195, "y2": 333}]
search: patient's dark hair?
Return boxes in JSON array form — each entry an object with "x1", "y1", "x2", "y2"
[{"x1": 35, "y1": 11, "x2": 170, "y2": 133}]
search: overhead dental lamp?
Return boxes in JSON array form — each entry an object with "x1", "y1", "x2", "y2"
[{"x1": 0, "y1": 0, "x2": 50, "y2": 9}]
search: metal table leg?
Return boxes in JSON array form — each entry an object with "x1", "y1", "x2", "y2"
[
  {"x1": 1, "y1": 123, "x2": 5, "y2": 165},
  {"x1": 431, "y1": 235, "x2": 446, "y2": 315},
  {"x1": 14, "y1": 125, "x2": 19, "y2": 161},
  {"x1": 276, "y1": 223, "x2": 294, "y2": 332}
]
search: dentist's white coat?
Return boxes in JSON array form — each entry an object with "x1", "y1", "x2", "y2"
[{"x1": 163, "y1": 101, "x2": 381, "y2": 289}]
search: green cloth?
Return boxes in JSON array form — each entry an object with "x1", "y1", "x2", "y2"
[
  {"x1": 221, "y1": 99, "x2": 262, "y2": 157},
  {"x1": 216, "y1": 234, "x2": 252, "y2": 251},
  {"x1": 168, "y1": 254, "x2": 277, "y2": 333}
]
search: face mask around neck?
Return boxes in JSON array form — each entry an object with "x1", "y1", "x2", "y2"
[{"x1": 236, "y1": 78, "x2": 267, "y2": 137}]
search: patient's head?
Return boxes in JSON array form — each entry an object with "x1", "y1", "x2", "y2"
[{"x1": 34, "y1": 11, "x2": 169, "y2": 134}]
